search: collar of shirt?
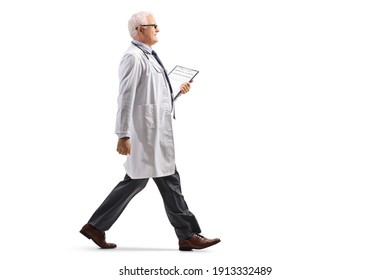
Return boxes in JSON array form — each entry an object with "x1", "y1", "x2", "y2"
[{"x1": 132, "y1": 40, "x2": 152, "y2": 54}]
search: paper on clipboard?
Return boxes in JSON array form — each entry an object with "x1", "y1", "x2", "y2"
[{"x1": 168, "y1": 65, "x2": 199, "y2": 100}]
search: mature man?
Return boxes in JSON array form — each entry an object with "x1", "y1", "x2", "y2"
[{"x1": 80, "y1": 11, "x2": 220, "y2": 251}]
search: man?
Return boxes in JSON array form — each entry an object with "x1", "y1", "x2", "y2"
[{"x1": 80, "y1": 11, "x2": 220, "y2": 251}]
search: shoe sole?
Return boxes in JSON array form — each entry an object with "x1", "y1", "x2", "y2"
[
  {"x1": 179, "y1": 240, "x2": 220, "y2": 251},
  {"x1": 179, "y1": 247, "x2": 193, "y2": 251}
]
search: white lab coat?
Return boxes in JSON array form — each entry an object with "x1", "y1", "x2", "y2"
[{"x1": 115, "y1": 43, "x2": 175, "y2": 179}]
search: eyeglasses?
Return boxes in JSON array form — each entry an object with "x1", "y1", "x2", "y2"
[{"x1": 136, "y1": 24, "x2": 158, "y2": 30}]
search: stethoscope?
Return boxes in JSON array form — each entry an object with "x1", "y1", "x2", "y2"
[
  {"x1": 132, "y1": 42, "x2": 166, "y2": 71},
  {"x1": 132, "y1": 42, "x2": 151, "y2": 60}
]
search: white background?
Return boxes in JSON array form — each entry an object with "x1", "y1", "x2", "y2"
[{"x1": 1, "y1": 0, "x2": 389, "y2": 279}]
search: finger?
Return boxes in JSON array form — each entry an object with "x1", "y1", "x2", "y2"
[{"x1": 118, "y1": 147, "x2": 126, "y2": 155}]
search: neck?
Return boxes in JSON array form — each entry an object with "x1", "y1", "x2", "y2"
[{"x1": 133, "y1": 36, "x2": 153, "y2": 48}]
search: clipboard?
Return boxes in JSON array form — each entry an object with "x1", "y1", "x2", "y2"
[{"x1": 168, "y1": 65, "x2": 199, "y2": 100}]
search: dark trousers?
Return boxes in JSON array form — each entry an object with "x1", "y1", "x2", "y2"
[{"x1": 88, "y1": 169, "x2": 201, "y2": 240}]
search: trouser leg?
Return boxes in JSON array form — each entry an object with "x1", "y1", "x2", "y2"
[
  {"x1": 153, "y1": 169, "x2": 201, "y2": 240},
  {"x1": 88, "y1": 174, "x2": 149, "y2": 231}
]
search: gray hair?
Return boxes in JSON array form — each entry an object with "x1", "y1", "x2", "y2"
[{"x1": 128, "y1": 11, "x2": 153, "y2": 38}]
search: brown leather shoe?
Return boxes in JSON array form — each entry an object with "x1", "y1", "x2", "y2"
[
  {"x1": 179, "y1": 233, "x2": 220, "y2": 251},
  {"x1": 80, "y1": 224, "x2": 116, "y2": 249}
]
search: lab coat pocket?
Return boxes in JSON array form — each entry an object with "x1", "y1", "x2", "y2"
[{"x1": 135, "y1": 104, "x2": 158, "y2": 129}]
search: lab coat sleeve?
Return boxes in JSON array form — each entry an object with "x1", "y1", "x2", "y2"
[{"x1": 115, "y1": 53, "x2": 142, "y2": 138}]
